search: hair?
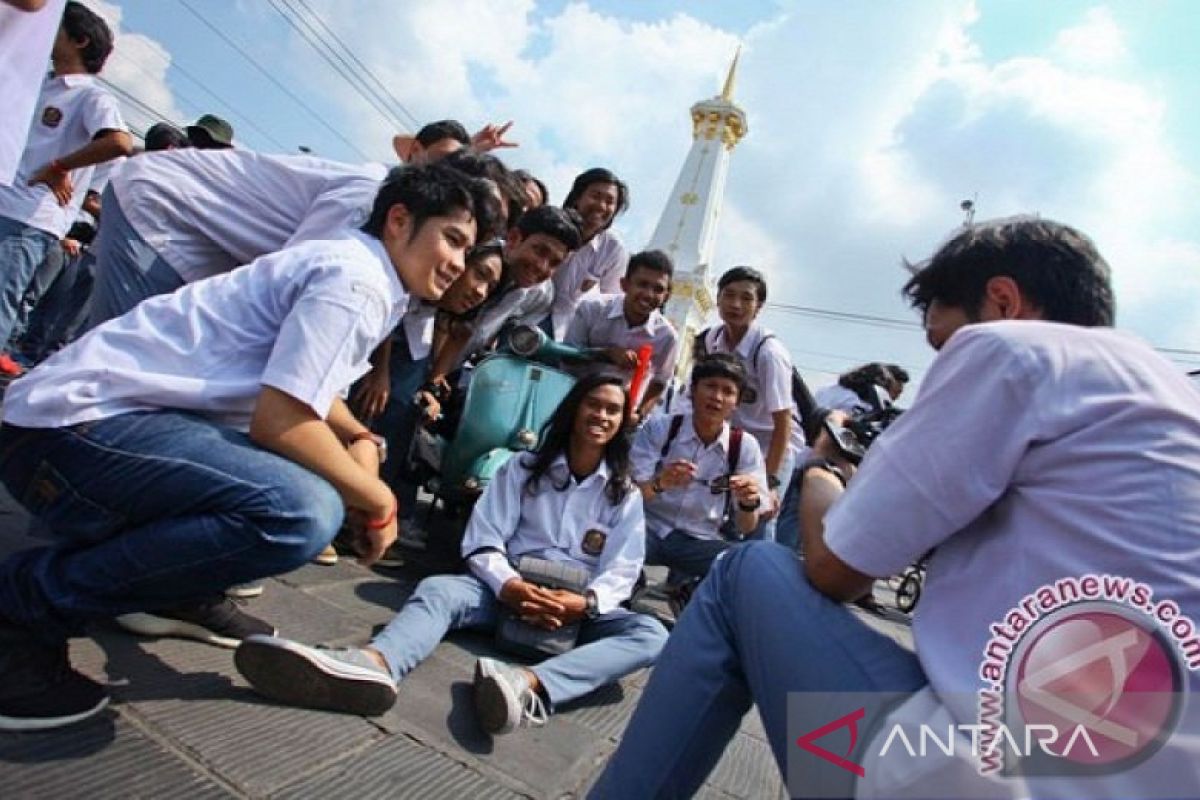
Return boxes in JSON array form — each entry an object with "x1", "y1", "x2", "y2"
[
  {"x1": 415, "y1": 119, "x2": 470, "y2": 147},
  {"x1": 439, "y1": 150, "x2": 524, "y2": 235},
  {"x1": 902, "y1": 216, "x2": 1115, "y2": 327},
  {"x1": 514, "y1": 204, "x2": 583, "y2": 251},
  {"x1": 625, "y1": 249, "x2": 674, "y2": 281},
  {"x1": 512, "y1": 169, "x2": 548, "y2": 209},
  {"x1": 690, "y1": 352, "x2": 750, "y2": 400},
  {"x1": 838, "y1": 363, "x2": 900, "y2": 405},
  {"x1": 143, "y1": 122, "x2": 189, "y2": 152},
  {"x1": 562, "y1": 167, "x2": 630, "y2": 227},
  {"x1": 718, "y1": 266, "x2": 768, "y2": 304},
  {"x1": 361, "y1": 163, "x2": 500, "y2": 244},
  {"x1": 62, "y1": 1, "x2": 115, "y2": 74},
  {"x1": 521, "y1": 373, "x2": 633, "y2": 504},
  {"x1": 885, "y1": 364, "x2": 909, "y2": 385}
]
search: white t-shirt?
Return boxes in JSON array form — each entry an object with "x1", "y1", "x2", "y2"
[
  {"x1": 813, "y1": 383, "x2": 873, "y2": 414},
  {"x1": 0, "y1": 73, "x2": 124, "y2": 237},
  {"x1": 461, "y1": 453, "x2": 645, "y2": 615},
  {"x1": 549, "y1": 229, "x2": 627, "y2": 339},
  {"x1": 699, "y1": 323, "x2": 794, "y2": 456},
  {"x1": 3, "y1": 230, "x2": 409, "y2": 432},
  {"x1": 822, "y1": 322, "x2": 1200, "y2": 798},
  {"x1": 0, "y1": 0, "x2": 66, "y2": 186},
  {"x1": 110, "y1": 148, "x2": 387, "y2": 283},
  {"x1": 564, "y1": 293, "x2": 680, "y2": 386}
]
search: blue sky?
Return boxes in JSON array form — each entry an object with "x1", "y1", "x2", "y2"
[{"x1": 91, "y1": 0, "x2": 1200, "y2": 387}]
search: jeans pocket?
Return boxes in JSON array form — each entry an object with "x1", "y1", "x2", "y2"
[{"x1": 22, "y1": 459, "x2": 126, "y2": 544}]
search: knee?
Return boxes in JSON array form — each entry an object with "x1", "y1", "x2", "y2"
[
  {"x1": 411, "y1": 575, "x2": 469, "y2": 610},
  {"x1": 630, "y1": 615, "x2": 670, "y2": 655},
  {"x1": 259, "y1": 473, "x2": 344, "y2": 565},
  {"x1": 712, "y1": 541, "x2": 808, "y2": 595}
]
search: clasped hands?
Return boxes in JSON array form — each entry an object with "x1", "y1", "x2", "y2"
[{"x1": 499, "y1": 578, "x2": 587, "y2": 630}]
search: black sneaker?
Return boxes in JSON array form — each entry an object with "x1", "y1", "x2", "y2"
[
  {"x1": 115, "y1": 596, "x2": 276, "y2": 649},
  {"x1": 0, "y1": 622, "x2": 109, "y2": 731}
]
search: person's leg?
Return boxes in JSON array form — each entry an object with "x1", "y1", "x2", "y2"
[
  {"x1": 85, "y1": 187, "x2": 184, "y2": 329},
  {"x1": 0, "y1": 216, "x2": 56, "y2": 363},
  {"x1": 8, "y1": 242, "x2": 64, "y2": 352},
  {"x1": 531, "y1": 610, "x2": 667, "y2": 708},
  {"x1": 774, "y1": 467, "x2": 803, "y2": 552},
  {"x1": 55, "y1": 249, "x2": 97, "y2": 346},
  {"x1": 0, "y1": 412, "x2": 343, "y2": 641},
  {"x1": 589, "y1": 542, "x2": 927, "y2": 799},
  {"x1": 14, "y1": 247, "x2": 78, "y2": 363},
  {"x1": 657, "y1": 530, "x2": 732, "y2": 580}
]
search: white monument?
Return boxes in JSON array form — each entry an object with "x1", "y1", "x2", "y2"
[{"x1": 646, "y1": 49, "x2": 748, "y2": 379}]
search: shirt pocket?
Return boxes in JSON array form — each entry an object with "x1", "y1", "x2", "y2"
[{"x1": 569, "y1": 522, "x2": 612, "y2": 567}]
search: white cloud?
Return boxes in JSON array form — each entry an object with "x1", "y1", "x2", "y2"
[{"x1": 1053, "y1": 6, "x2": 1129, "y2": 68}]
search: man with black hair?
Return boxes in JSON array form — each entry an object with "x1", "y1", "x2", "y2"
[
  {"x1": 392, "y1": 118, "x2": 518, "y2": 166},
  {"x1": 631, "y1": 353, "x2": 768, "y2": 591},
  {"x1": 0, "y1": 163, "x2": 486, "y2": 732},
  {"x1": 0, "y1": 0, "x2": 131, "y2": 376},
  {"x1": 565, "y1": 249, "x2": 680, "y2": 420},
  {"x1": 593, "y1": 217, "x2": 1200, "y2": 800},
  {"x1": 547, "y1": 167, "x2": 629, "y2": 339},
  {"x1": 185, "y1": 114, "x2": 234, "y2": 150}
]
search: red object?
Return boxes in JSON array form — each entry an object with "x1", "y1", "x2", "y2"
[
  {"x1": 364, "y1": 500, "x2": 398, "y2": 530},
  {"x1": 628, "y1": 344, "x2": 653, "y2": 409}
]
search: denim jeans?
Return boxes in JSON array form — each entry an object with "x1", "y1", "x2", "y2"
[
  {"x1": 0, "y1": 411, "x2": 344, "y2": 643},
  {"x1": 86, "y1": 186, "x2": 184, "y2": 329},
  {"x1": 370, "y1": 574, "x2": 668, "y2": 709},
  {"x1": 15, "y1": 248, "x2": 95, "y2": 363},
  {"x1": 363, "y1": 336, "x2": 429, "y2": 520},
  {"x1": 0, "y1": 215, "x2": 58, "y2": 353},
  {"x1": 775, "y1": 465, "x2": 803, "y2": 552},
  {"x1": 644, "y1": 530, "x2": 734, "y2": 580},
  {"x1": 590, "y1": 543, "x2": 927, "y2": 799}
]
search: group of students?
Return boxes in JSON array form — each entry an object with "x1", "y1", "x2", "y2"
[{"x1": 3, "y1": 3, "x2": 1200, "y2": 799}]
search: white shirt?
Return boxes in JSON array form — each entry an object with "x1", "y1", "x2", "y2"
[
  {"x1": 699, "y1": 323, "x2": 794, "y2": 456},
  {"x1": 400, "y1": 298, "x2": 437, "y2": 361},
  {"x1": 0, "y1": 0, "x2": 66, "y2": 186},
  {"x1": 564, "y1": 293, "x2": 680, "y2": 386},
  {"x1": 813, "y1": 383, "x2": 873, "y2": 414},
  {"x1": 110, "y1": 148, "x2": 386, "y2": 283},
  {"x1": 3, "y1": 231, "x2": 409, "y2": 431},
  {"x1": 631, "y1": 413, "x2": 768, "y2": 541},
  {"x1": 822, "y1": 322, "x2": 1200, "y2": 798},
  {"x1": 461, "y1": 453, "x2": 645, "y2": 614},
  {"x1": 0, "y1": 74, "x2": 124, "y2": 237},
  {"x1": 549, "y1": 229, "x2": 627, "y2": 339},
  {"x1": 458, "y1": 281, "x2": 554, "y2": 369}
]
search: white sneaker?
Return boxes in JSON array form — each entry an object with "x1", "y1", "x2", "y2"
[
  {"x1": 235, "y1": 635, "x2": 397, "y2": 716},
  {"x1": 472, "y1": 657, "x2": 548, "y2": 734}
]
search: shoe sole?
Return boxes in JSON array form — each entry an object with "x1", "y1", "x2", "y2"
[
  {"x1": 473, "y1": 660, "x2": 519, "y2": 735},
  {"x1": 235, "y1": 636, "x2": 396, "y2": 717},
  {"x1": 224, "y1": 586, "x2": 265, "y2": 599},
  {"x1": 115, "y1": 613, "x2": 275, "y2": 650},
  {"x1": 0, "y1": 694, "x2": 109, "y2": 732},
  {"x1": 312, "y1": 554, "x2": 339, "y2": 566}
]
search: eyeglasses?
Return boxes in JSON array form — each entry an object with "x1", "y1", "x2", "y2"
[{"x1": 692, "y1": 474, "x2": 732, "y2": 494}]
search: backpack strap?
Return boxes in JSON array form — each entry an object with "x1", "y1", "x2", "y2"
[
  {"x1": 692, "y1": 327, "x2": 711, "y2": 360},
  {"x1": 722, "y1": 426, "x2": 744, "y2": 522},
  {"x1": 655, "y1": 413, "x2": 686, "y2": 471},
  {"x1": 749, "y1": 332, "x2": 775, "y2": 372}
]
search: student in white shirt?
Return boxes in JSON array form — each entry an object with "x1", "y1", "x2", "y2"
[
  {"x1": 0, "y1": 164, "x2": 497, "y2": 733},
  {"x1": 564, "y1": 249, "x2": 679, "y2": 420},
  {"x1": 593, "y1": 218, "x2": 1200, "y2": 800},
  {"x1": 235, "y1": 373, "x2": 668, "y2": 734},
  {"x1": 547, "y1": 168, "x2": 629, "y2": 339},
  {"x1": 0, "y1": 0, "x2": 68, "y2": 186},
  {"x1": 0, "y1": 1, "x2": 131, "y2": 377}
]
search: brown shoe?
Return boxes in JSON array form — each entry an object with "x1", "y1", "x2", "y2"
[{"x1": 312, "y1": 544, "x2": 338, "y2": 566}]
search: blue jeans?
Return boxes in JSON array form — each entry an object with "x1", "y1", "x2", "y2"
[
  {"x1": 775, "y1": 467, "x2": 803, "y2": 552},
  {"x1": 15, "y1": 248, "x2": 95, "y2": 362},
  {"x1": 0, "y1": 215, "x2": 58, "y2": 353},
  {"x1": 590, "y1": 543, "x2": 927, "y2": 799},
  {"x1": 370, "y1": 574, "x2": 668, "y2": 709},
  {"x1": 365, "y1": 338, "x2": 429, "y2": 520},
  {"x1": 0, "y1": 412, "x2": 344, "y2": 643},
  {"x1": 86, "y1": 186, "x2": 184, "y2": 329},
  {"x1": 644, "y1": 530, "x2": 734, "y2": 580}
]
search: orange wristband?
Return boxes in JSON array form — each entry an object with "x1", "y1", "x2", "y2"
[{"x1": 364, "y1": 500, "x2": 397, "y2": 530}]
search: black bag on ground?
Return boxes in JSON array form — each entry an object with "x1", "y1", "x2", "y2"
[{"x1": 494, "y1": 556, "x2": 590, "y2": 659}]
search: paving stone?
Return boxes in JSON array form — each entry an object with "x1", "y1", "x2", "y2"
[
  {"x1": 279, "y1": 732, "x2": 523, "y2": 800},
  {"x1": 557, "y1": 678, "x2": 644, "y2": 741},
  {"x1": 706, "y1": 732, "x2": 784, "y2": 799},
  {"x1": 0, "y1": 712, "x2": 232, "y2": 800},
  {"x1": 302, "y1": 574, "x2": 417, "y2": 630}
]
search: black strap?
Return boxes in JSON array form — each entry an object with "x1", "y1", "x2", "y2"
[
  {"x1": 656, "y1": 413, "x2": 686, "y2": 471},
  {"x1": 723, "y1": 426, "x2": 744, "y2": 521}
]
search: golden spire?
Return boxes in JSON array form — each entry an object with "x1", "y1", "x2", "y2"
[{"x1": 720, "y1": 45, "x2": 741, "y2": 102}]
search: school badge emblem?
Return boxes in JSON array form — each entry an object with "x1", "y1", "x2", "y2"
[
  {"x1": 581, "y1": 529, "x2": 607, "y2": 556},
  {"x1": 42, "y1": 106, "x2": 63, "y2": 128}
]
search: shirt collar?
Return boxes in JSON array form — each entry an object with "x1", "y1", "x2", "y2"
[
  {"x1": 607, "y1": 293, "x2": 665, "y2": 333},
  {"x1": 680, "y1": 414, "x2": 732, "y2": 455},
  {"x1": 53, "y1": 73, "x2": 95, "y2": 89},
  {"x1": 352, "y1": 229, "x2": 409, "y2": 307},
  {"x1": 549, "y1": 452, "x2": 611, "y2": 485},
  {"x1": 713, "y1": 322, "x2": 765, "y2": 359}
]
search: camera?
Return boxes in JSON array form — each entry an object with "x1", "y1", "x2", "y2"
[{"x1": 824, "y1": 406, "x2": 902, "y2": 464}]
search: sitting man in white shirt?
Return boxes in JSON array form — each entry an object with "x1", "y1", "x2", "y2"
[
  {"x1": 633, "y1": 353, "x2": 769, "y2": 598},
  {"x1": 235, "y1": 373, "x2": 668, "y2": 735},
  {"x1": 564, "y1": 249, "x2": 679, "y2": 421},
  {"x1": 0, "y1": 163, "x2": 498, "y2": 732},
  {"x1": 592, "y1": 217, "x2": 1200, "y2": 800}
]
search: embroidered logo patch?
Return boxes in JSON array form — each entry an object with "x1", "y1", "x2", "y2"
[
  {"x1": 42, "y1": 106, "x2": 63, "y2": 128},
  {"x1": 581, "y1": 529, "x2": 607, "y2": 556}
]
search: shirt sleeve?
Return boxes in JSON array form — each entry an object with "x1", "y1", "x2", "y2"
[
  {"x1": 594, "y1": 238, "x2": 628, "y2": 295},
  {"x1": 260, "y1": 269, "x2": 389, "y2": 419},
  {"x1": 563, "y1": 298, "x2": 594, "y2": 347},
  {"x1": 514, "y1": 283, "x2": 553, "y2": 326},
  {"x1": 652, "y1": 327, "x2": 680, "y2": 384},
  {"x1": 462, "y1": 457, "x2": 526, "y2": 596},
  {"x1": 630, "y1": 415, "x2": 668, "y2": 483},
  {"x1": 81, "y1": 86, "x2": 126, "y2": 138},
  {"x1": 823, "y1": 327, "x2": 1042, "y2": 577},
  {"x1": 758, "y1": 337, "x2": 794, "y2": 414},
  {"x1": 586, "y1": 490, "x2": 646, "y2": 613}
]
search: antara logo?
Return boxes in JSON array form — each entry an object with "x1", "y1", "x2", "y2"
[{"x1": 795, "y1": 707, "x2": 866, "y2": 778}]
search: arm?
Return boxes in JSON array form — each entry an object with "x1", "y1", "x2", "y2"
[
  {"x1": 3, "y1": 0, "x2": 49, "y2": 11},
  {"x1": 350, "y1": 337, "x2": 392, "y2": 422},
  {"x1": 636, "y1": 379, "x2": 666, "y2": 418},
  {"x1": 801, "y1": 467, "x2": 873, "y2": 601},
  {"x1": 429, "y1": 320, "x2": 473, "y2": 382},
  {"x1": 764, "y1": 407, "x2": 792, "y2": 482},
  {"x1": 29, "y1": 130, "x2": 134, "y2": 206},
  {"x1": 583, "y1": 492, "x2": 647, "y2": 614}
]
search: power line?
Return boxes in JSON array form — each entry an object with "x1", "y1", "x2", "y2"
[
  {"x1": 174, "y1": 0, "x2": 371, "y2": 161},
  {"x1": 288, "y1": 0, "x2": 420, "y2": 129},
  {"x1": 764, "y1": 300, "x2": 921, "y2": 331},
  {"x1": 98, "y1": 76, "x2": 175, "y2": 124}
]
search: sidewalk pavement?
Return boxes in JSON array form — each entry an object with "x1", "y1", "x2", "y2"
[{"x1": 0, "y1": 485, "x2": 912, "y2": 799}]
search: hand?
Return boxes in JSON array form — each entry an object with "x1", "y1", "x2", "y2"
[
  {"x1": 347, "y1": 436, "x2": 382, "y2": 477},
  {"x1": 656, "y1": 459, "x2": 697, "y2": 491},
  {"x1": 543, "y1": 589, "x2": 588, "y2": 624},
  {"x1": 470, "y1": 121, "x2": 518, "y2": 153},
  {"x1": 499, "y1": 579, "x2": 566, "y2": 618},
  {"x1": 29, "y1": 163, "x2": 73, "y2": 206},
  {"x1": 729, "y1": 474, "x2": 762, "y2": 512},
  {"x1": 602, "y1": 347, "x2": 638, "y2": 369},
  {"x1": 60, "y1": 238, "x2": 81, "y2": 257},
  {"x1": 351, "y1": 368, "x2": 390, "y2": 422}
]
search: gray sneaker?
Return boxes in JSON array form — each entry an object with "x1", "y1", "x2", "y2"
[
  {"x1": 472, "y1": 657, "x2": 548, "y2": 734},
  {"x1": 235, "y1": 635, "x2": 396, "y2": 716}
]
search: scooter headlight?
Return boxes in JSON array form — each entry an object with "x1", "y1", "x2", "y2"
[{"x1": 507, "y1": 324, "x2": 544, "y2": 357}]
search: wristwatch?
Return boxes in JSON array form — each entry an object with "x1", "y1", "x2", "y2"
[
  {"x1": 651, "y1": 475, "x2": 665, "y2": 495},
  {"x1": 767, "y1": 475, "x2": 782, "y2": 491},
  {"x1": 737, "y1": 497, "x2": 762, "y2": 513},
  {"x1": 350, "y1": 431, "x2": 388, "y2": 464},
  {"x1": 584, "y1": 591, "x2": 600, "y2": 620}
]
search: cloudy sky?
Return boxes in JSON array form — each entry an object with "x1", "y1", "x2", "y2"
[{"x1": 89, "y1": 0, "x2": 1200, "y2": 389}]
